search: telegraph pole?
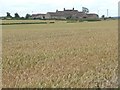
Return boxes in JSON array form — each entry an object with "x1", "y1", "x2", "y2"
[
  {"x1": 107, "y1": 9, "x2": 109, "y2": 17},
  {"x1": 97, "y1": 10, "x2": 99, "y2": 16}
]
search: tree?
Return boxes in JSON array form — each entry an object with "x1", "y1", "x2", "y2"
[
  {"x1": 25, "y1": 14, "x2": 31, "y2": 19},
  {"x1": 14, "y1": 13, "x2": 20, "y2": 19},
  {"x1": 20, "y1": 17, "x2": 25, "y2": 20},
  {"x1": 82, "y1": 7, "x2": 89, "y2": 14},
  {"x1": 43, "y1": 16, "x2": 45, "y2": 19},
  {"x1": 101, "y1": 15, "x2": 105, "y2": 18},
  {"x1": 66, "y1": 16, "x2": 72, "y2": 20},
  {"x1": 101, "y1": 15, "x2": 105, "y2": 20},
  {"x1": 6, "y1": 12, "x2": 12, "y2": 17}
]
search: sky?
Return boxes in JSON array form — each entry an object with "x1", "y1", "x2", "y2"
[{"x1": 0, "y1": 0, "x2": 119, "y2": 17}]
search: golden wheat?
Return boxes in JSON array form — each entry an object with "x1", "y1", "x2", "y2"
[{"x1": 2, "y1": 20, "x2": 118, "y2": 88}]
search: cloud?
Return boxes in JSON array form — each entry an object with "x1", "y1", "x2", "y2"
[{"x1": 0, "y1": 0, "x2": 119, "y2": 17}]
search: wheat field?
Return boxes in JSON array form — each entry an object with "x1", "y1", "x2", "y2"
[{"x1": 2, "y1": 20, "x2": 118, "y2": 88}]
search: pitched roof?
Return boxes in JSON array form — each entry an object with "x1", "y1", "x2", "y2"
[
  {"x1": 32, "y1": 14, "x2": 45, "y2": 16},
  {"x1": 86, "y1": 14, "x2": 98, "y2": 17},
  {"x1": 87, "y1": 13, "x2": 98, "y2": 15},
  {"x1": 47, "y1": 12, "x2": 57, "y2": 16}
]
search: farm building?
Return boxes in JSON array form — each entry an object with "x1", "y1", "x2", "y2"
[
  {"x1": 30, "y1": 8, "x2": 99, "y2": 20},
  {"x1": 30, "y1": 14, "x2": 46, "y2": 19}
]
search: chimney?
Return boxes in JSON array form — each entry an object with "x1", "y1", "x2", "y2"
[{"x1": 64, "y1": 8, "x2": 65, "y2": 11}]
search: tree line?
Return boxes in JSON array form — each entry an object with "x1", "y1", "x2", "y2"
[{"x1": 5, "y1": 12, "x2": 31, "y2": 20}]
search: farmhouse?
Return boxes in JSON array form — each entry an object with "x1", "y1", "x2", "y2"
[{"x1": 30, "y1": 8, "x2": 99, "y2": 20}]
